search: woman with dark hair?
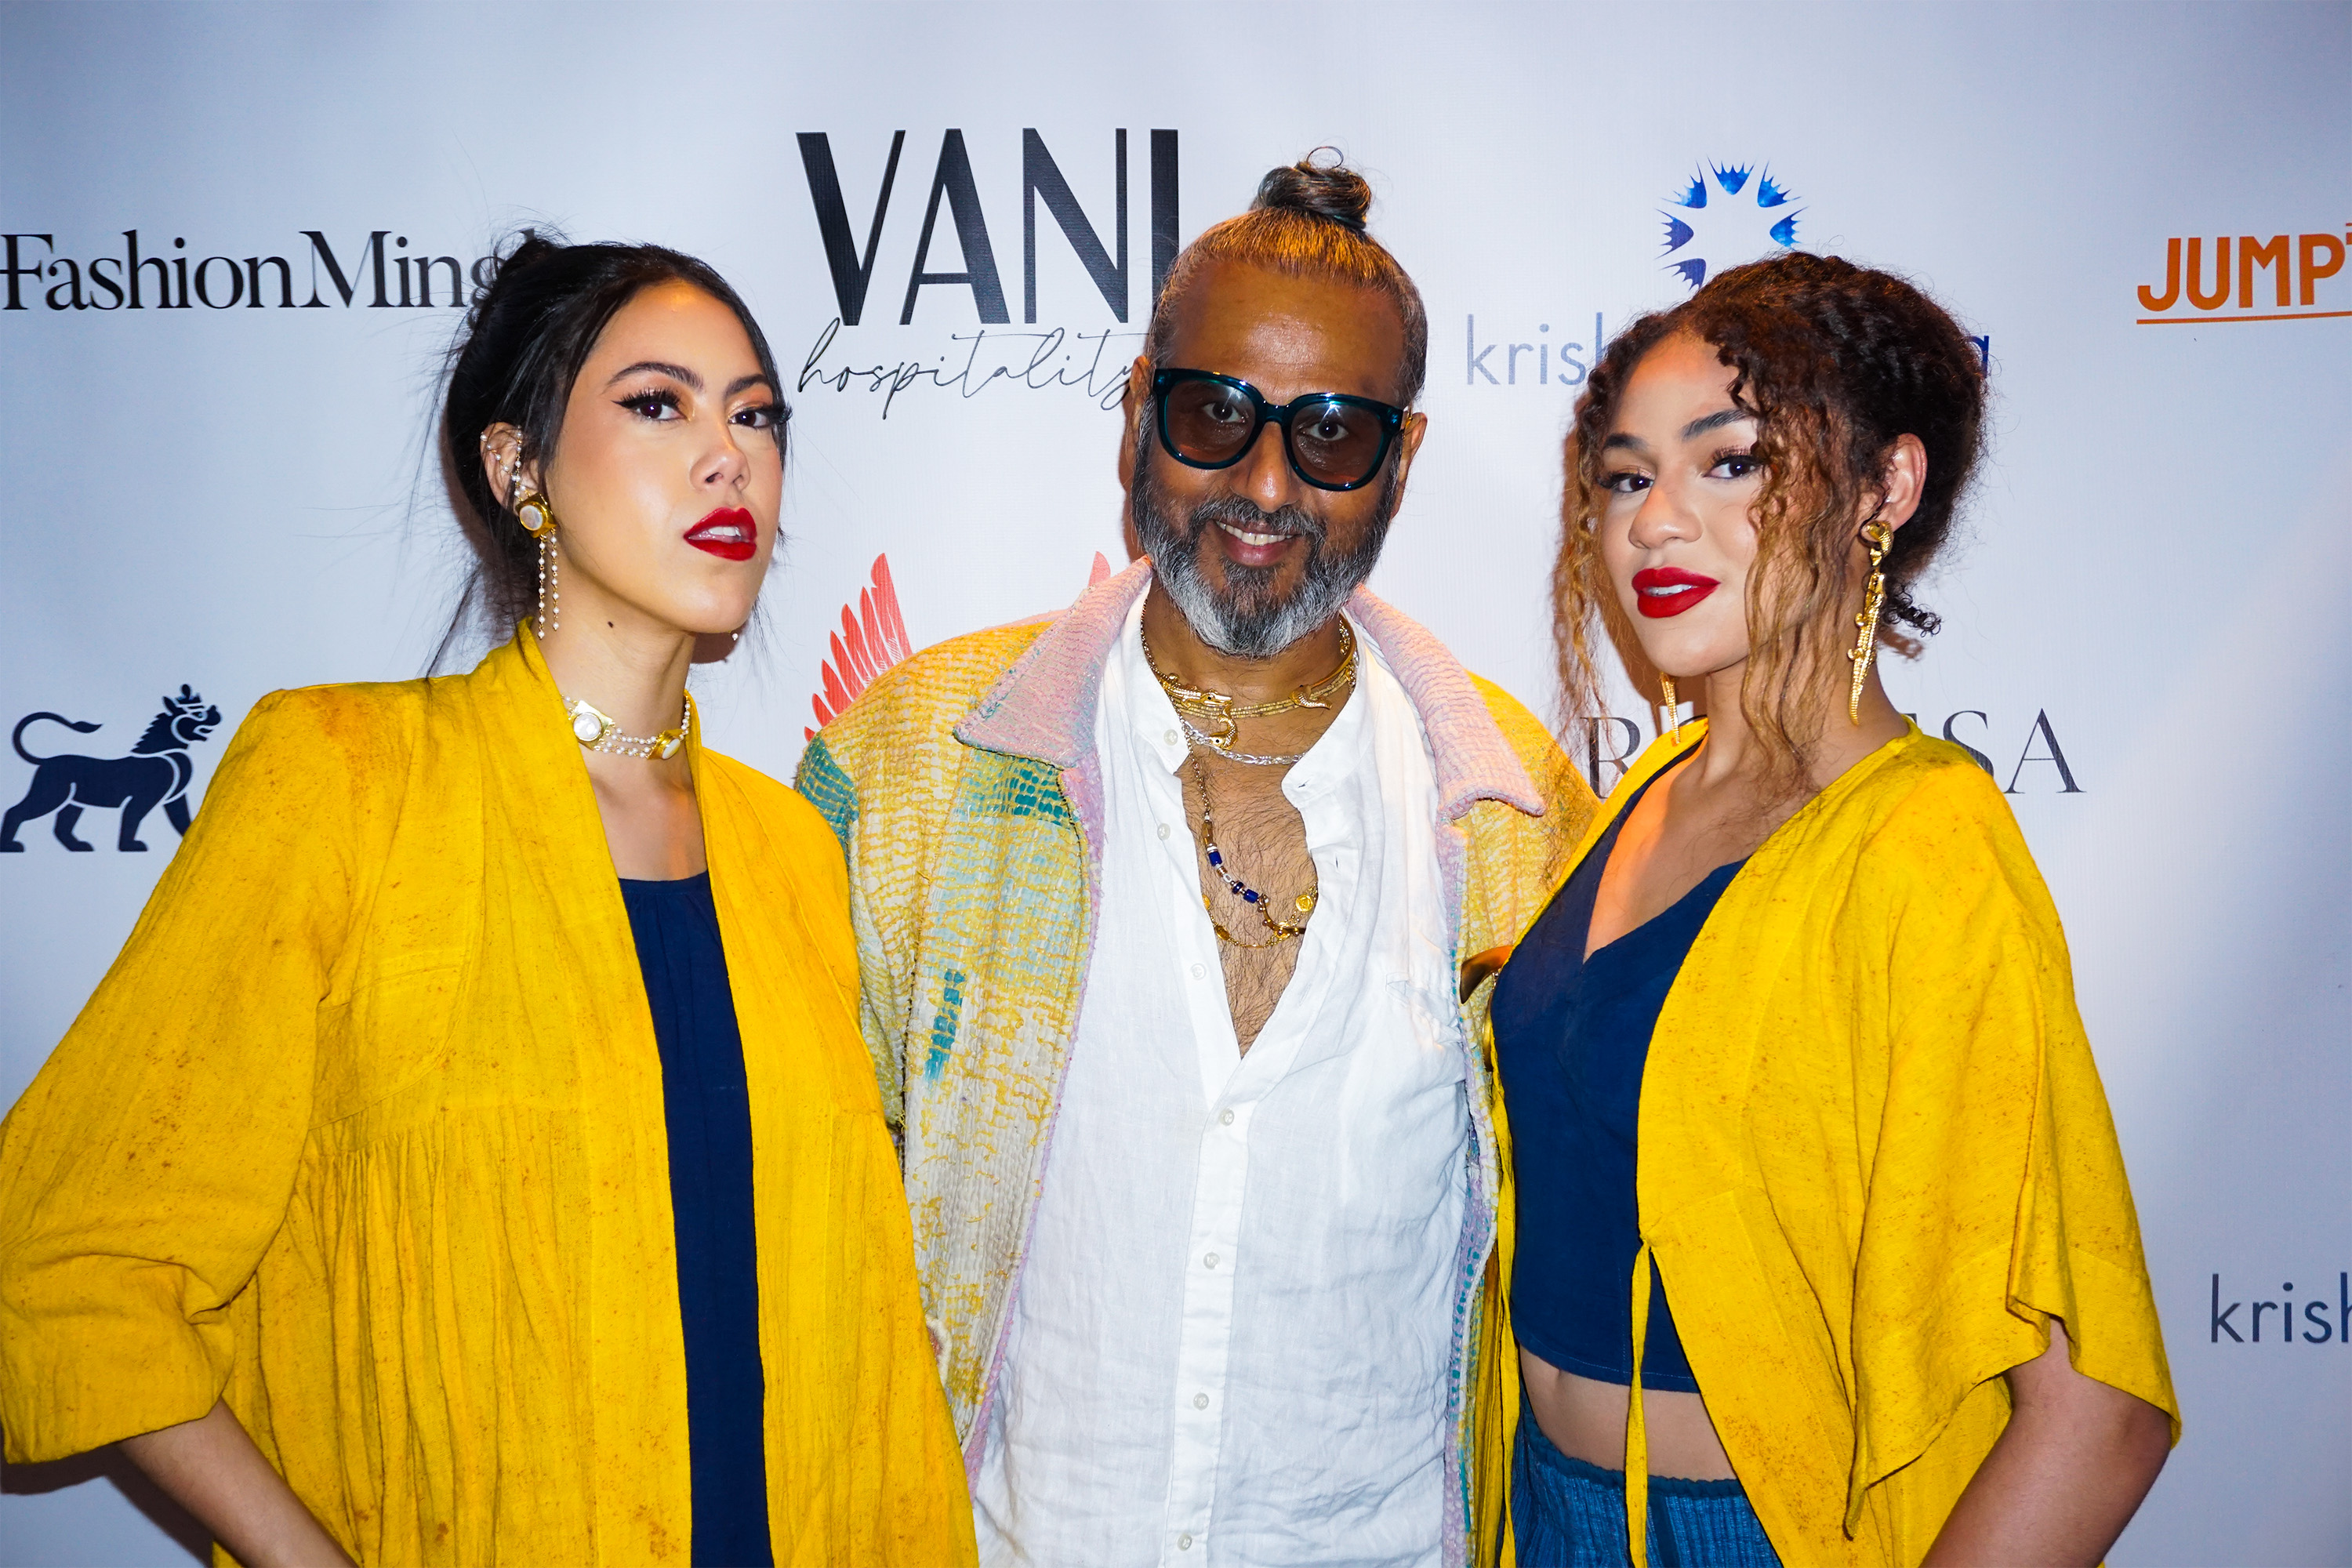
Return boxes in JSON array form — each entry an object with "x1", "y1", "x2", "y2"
[
  {"x1": 1481, "y1": 253, "x2": 2176, "y2": 1566},
  {"x1": 0, "y1": 234, "x2": 975, "y2": 1566}
]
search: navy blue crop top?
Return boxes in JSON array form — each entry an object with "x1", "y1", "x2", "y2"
[
  {"x1": 1490, "y1": 757, "x2": 1744, "y2": 1393},
  {"x1": 619, "y1": 873, "x2": 775, "y2": 1568}
]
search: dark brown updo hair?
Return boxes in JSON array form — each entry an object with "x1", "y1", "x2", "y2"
[
  {"x1": 1556, "y1": 252, "x2": 1985, "y2": 786},
  {"x1": 437, "y1": 230, "x2": 786, "y2": 652},
  {"x1": 1144, "y1": 149, "x2": 1428, "y2": 404}
]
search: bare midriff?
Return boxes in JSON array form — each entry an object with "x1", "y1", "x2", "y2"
[{"x1": 1520, "y1": 1347, "x2": 1737, "y2": 1481}]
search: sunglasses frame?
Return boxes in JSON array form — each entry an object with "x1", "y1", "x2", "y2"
[{"x1": 1149, "y1": 368, "x2": 1406, "y2": 493}]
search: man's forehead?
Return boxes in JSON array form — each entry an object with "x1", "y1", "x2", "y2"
[{"x1": 1161, "y1": 261, "x2": 1405, "y2": 395}]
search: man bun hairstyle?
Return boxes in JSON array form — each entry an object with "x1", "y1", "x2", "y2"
[
  {"x1": 437, "y1": 229, "x2": 786, "y2": 658},
  {"x1": 1555, "y1": 252, "x2": 1987, "y2": 792},
  {"x1": 1252, "y1": 158, "x2": 1374, "y2": 234},
  {"x1": 1145, "y1": 149, "x2": 1428, "y2": 405}
]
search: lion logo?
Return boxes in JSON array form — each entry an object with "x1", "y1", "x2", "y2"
[{"x1": 2, "y1": 686, "x2": 223, "y2": 853}]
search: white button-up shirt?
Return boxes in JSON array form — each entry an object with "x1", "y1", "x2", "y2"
[{"x1": 971, "y1": 598, "x2": 1469, "y2": 1567}]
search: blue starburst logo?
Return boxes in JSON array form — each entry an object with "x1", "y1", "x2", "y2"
[{"x1": 1659, "y1": 162, "x2": 1802, "y2": 289}]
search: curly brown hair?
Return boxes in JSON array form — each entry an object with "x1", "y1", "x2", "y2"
[{"x1": 1555, "y1": 252, "x2": 1985, "y2": 789}]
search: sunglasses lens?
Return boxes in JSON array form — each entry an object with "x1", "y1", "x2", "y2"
[
  {"x1": 1289, "y1": 399, "x2": 1387, "y2": 487},
  {"x1": 1161, "y1": 379, "x2": 1260, "y2": 465}
]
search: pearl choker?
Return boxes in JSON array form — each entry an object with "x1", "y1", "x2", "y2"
[{"x1": 565, "y1": 696, "x2": 688, "y2": 760}]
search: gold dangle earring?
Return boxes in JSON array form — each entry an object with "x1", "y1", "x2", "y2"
[
  {"x1": 1846, "y1": 520, "x2": 1893, "y2": 722},
  {"x1": 512, "y1": 479, "x2": 561, "y2": 639},
  {"x1": 1660, "y1": 675, "x2": 1681, "y2": 746}
]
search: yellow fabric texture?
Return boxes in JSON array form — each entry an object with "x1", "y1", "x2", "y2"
[
  {"x1": 0, "y1": 631, "x2": 975, "y2": 1567},
  {"x1": 1484, "y1": 721, "x2": 2177, "y2": 1568}
]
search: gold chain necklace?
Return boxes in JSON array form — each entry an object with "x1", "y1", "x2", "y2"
[{"x1": 1142, "y1": 619, "x2": 1356, "y2": 760}]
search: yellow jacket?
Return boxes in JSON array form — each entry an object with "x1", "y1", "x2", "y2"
[
  {"x1": 1485, "y1": 721, "x2": 2177, "y2": 1567},
  {"x1": 0, "y1": 632, "x2": 975, "y2": 1566}
]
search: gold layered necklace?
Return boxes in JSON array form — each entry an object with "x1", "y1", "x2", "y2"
[
  {"x1": 1143, "y1": 624, "x2": 1352, "y2": 946},
  {"x1": 1142, "y1": 619, "x2": 1356, "y2": 767}
]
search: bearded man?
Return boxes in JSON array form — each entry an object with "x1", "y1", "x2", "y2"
[{"x1": 797, "y1": 155, "x2": 1593, "y2": 1567}]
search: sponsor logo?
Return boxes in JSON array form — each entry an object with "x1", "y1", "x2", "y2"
[
  {"x1": 2136, "y1": 226, "x2": 2350, "y2": 325},
  {"x1": 791, "y1": 129, "x2": 1176, "y2": 418},
  {"x1": 2, "y1": 230, "x2": 492, "y2": 313},
  {"x1": 1467, "y1": 311, "x2": 1991, "y2": 391},
  {"x1": 799, "y1": 129, "x2": 1178, "y2": 328},
  {"x1": 2, "y1": 686, "x2": 220, "y2": 852},
  {"x1": 1465, "y1": 311, "x2": 1608, "y2": 390},
  {"x1": 2209, "y1": 1272, "x2": 2347, "y2": 1345},
  {"x1": 1580, "y1": 707, "x2": 2084, "y2": 796},
  {"x1": 1465, "y1": 158, "x2": 1967, "y2": 398},
  {"x1": 1659, "y1": 162, "x2": 1801, "y2": 291}
]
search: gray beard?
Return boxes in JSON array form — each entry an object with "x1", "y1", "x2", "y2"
[{"x1": 1129, "y1": 437, "x2": 1398, "y2": 660}]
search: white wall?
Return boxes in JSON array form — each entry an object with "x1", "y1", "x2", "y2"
[{"x1": 2, "y1": 3, "x2": 2345, "y2": 1562}]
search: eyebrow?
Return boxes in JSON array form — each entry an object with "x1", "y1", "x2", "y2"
[
  {"x1": 606, "y1": 360, "x2": 700, "y2": 391},
  {"x1": 1680, "y1": 406, "x2": 1752, "y2": 441},
  {"x1": 1600, "y1": 405, "x2": 1753, "y2": 453}
]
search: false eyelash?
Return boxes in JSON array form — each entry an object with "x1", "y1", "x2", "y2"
[{"x1": 616, "y1": 387, "x2": 682, "y2": 416}]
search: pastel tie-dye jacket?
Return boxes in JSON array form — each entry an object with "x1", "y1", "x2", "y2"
[{"x1": 795, "y1": 561, "x2": 1588, "y2": 1566}]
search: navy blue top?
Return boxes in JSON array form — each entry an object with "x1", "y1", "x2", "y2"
[
  {"x1": 618, "y1": 873, "x2": 774, "y2": 1568},
  {"x1": 1490, "y1": 757, "x2": 1744, "y2": 1393}
]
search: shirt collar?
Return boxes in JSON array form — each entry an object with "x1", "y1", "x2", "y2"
[
  {"x1": 954, "y1": 558, "x2": 1542, "y2": 822},
  {"x1": 1111, "y1": 592, "x2": 1194, "y2": 779}
]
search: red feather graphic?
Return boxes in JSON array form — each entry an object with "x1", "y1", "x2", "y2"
[
  {"x1": 808, "y1": 554, "x2": 907, "y2": 739},
  {"x1": 804, "y1": 551, "x2": 1119, "y2": 739}
]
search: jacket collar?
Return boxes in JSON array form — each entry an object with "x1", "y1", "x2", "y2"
[{"x1": 955, "y1": 560, "x2": 1542, "y2": 822}]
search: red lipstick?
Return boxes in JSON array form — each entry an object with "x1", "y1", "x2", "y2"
[
  {"x1": 1632, "y1": 566, "x2": 1719, "y2": 619},
  {"x1": 684, "y1": 507, "x2": 757, "y2": 562}
]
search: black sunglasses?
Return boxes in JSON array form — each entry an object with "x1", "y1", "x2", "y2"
[{"x1": 1150, "y1": 368, "x2": 1406, "y2": 492}]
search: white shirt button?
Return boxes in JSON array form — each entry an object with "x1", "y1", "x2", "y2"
[
  {"x1": 1158, "y1": 822, "x2": 1171, "y2": 840},
  {"x1": 1163, "y1": 729, "x2": 1179, "y2": 746},
  {"x1": 1193, "y1": 1392, "x2": 1210, "y2": 1410},
  {"x1": 1178, "y1": 1534, "x2": 1194, "y2": 1551},
  {"x1": 1190, "y1": 962, "x2": 1206, "y2": 981},
  {"x1": 1218, "y1": 1107, "x2": 1235, "y2": 1125},
  {"x1": 1204, "y1": 1252, "x2": 1220, "y2": 1269}
]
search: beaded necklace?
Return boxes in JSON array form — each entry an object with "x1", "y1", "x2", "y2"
[
  {"x1": 564, "y1": 695, "x2": 690, "y2": 760},
  {"x1": 1144, "y1": 620, "x2": 1348, "y2": 946},
  {"x1": 1189, "y1": 753, "x2": 1316, "y2": 948}
]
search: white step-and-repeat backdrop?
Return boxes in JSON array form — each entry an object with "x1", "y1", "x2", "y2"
[{"x1": 3, "y1": 4, "x2": 2346, "y2": 1563}]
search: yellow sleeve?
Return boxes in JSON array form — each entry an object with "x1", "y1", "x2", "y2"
[
  {"x1": 1843, "y1": 762, "x2": 2178, "y2": 1524},
  {"x1": 0, "y1": 689, "x2": 368, "y2": 1461}
]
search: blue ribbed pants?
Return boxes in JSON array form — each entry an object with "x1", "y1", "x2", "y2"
[{"x1": 1511, "y1": 1401, "x2": 1781, "y2": 1567}]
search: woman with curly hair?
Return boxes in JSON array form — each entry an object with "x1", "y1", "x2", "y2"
[
  {"x1": 1482, "y1": 253, "x2": 2176, "y2": 1566},
  {"x1": 0, "y1": 235, "x2": 974, "y2": 1566}
]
